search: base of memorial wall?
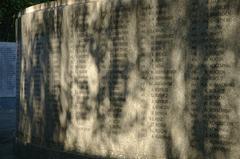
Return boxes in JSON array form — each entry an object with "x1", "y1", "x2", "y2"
[{"x1": 15, "y1": 139, "x2": 107, "y2": 159}]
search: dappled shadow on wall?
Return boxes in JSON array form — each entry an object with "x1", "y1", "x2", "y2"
[{"x1": 17, "y1": 0, "x2": 240, "y2": 159}]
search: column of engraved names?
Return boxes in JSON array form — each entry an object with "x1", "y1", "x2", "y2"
[
  {"x1": 189, "y1": 1, "x2": 234, "y2": 152},
  {"x1": 187, "y1": 1, "x2": 223, "y2": 151},
  {"x1": 204, "y1": 1, "x2": 235, "y2": 151},
  {"x1": 150, "y1": 2, "x2": 174, "y2": 140},
  {"x1": 137, "y1": 3, "x2": 154, "y2": 139},
  {"x1": 109, "y1": 6, "x2": 129, "y2": 134},
  {"x1": 72, "y1": 5, "x2": 90, "y2": 126},
  {"x1": 49, "y1": 36, "x2": 61, "y2": 129},
  {"x1": 45, "y1": 9, "x2": 62, "y2": 145},
  {"x1": 31, "y1": 32, "x2": 44, "y2": 144},
  {"x1": 188, "y1": 1, "x2": 207, "y2": 150}
]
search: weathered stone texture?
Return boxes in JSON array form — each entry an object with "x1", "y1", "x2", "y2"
[{"x1": 16, "y1": 0, "x2": 240, "y2": 159}]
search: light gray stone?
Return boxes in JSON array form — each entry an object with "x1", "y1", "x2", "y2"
[{"x1": 16, "y1": 0, "x2": 240, "y2": 159}]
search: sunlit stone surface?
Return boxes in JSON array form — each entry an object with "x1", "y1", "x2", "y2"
[{"x1": 16, "y1": 0, "x2": 240, "y2": 158}]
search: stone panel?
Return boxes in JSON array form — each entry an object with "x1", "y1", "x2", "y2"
[
  {"x1": 0, "y1": 42, "x2": 16, "y2": 97},
  {"x1": 17, "y1": 0, "x2": 240, "y2": 159}
]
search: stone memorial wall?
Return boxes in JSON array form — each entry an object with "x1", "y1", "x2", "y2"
[{"x1": 16, "y1": 0, "x2": 240, "y2": 159}]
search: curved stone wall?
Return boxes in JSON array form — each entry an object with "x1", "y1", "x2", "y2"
[{"x1": 16, "y1": 0, "x2": 240, "y2": 158}]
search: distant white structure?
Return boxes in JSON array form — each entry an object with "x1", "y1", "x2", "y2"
[{"x1": 0, "y1": 42, "x2": 16, "y2": 97}]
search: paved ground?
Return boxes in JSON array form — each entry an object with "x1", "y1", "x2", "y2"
[{"x1": 0, "y1": 108, "x2": 18, "y2": 159}]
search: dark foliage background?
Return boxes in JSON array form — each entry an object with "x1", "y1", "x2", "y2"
[{"x1": 0, "y1": 0, "x2": 53, "y2": 42}]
